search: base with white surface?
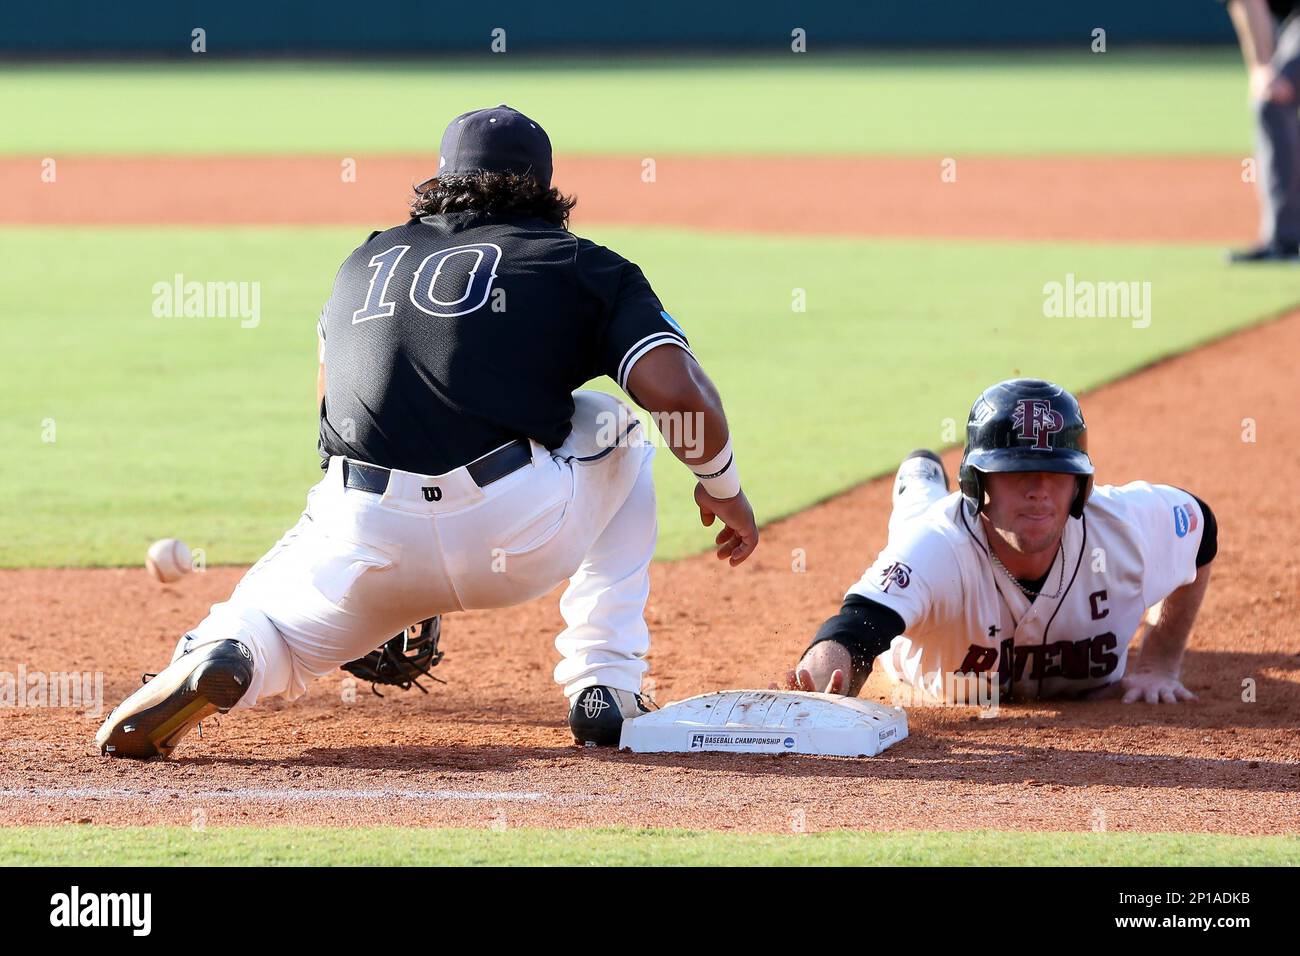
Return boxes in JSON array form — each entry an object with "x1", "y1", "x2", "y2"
[{"x1": 618, "y1": 690, "x2": 908, "y2": 757}]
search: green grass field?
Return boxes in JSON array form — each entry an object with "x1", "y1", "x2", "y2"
[
  {"x1": 0, "y1": 51, "x2": 1255, "y2": 157},
  {"x1": 1, "y1": 826, "x2": 1295, "y2": 866},
  {"x1": 1, "y1": 53, "x2": 1295, "y2": 569},
  {"x1": 2, "y1": 226, "x2": 1297, "y2": 566}
]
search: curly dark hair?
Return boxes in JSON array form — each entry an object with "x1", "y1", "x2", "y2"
[{"x1": 410, "y1": 171, "x2": 576, "y2": 228}]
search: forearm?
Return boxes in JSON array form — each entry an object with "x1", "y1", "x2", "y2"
[
  {"x1": 1229, "y1": 0, "x2": 1276, "y2": 65},
  {"x1": 626, "y1": 343, "x2": 756, "y2": 562},
  {"x1": 1137, "y1": 564, "x2": 1212, "y2": 676},
  {"x1": 625, "y1": 346, "x2": 738, "y2": 492},
  {"x1": 644, "y1": 358, "x2": 729, "y2": 467}
]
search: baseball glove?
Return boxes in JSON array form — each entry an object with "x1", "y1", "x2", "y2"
[{"x1": 341, "y1": 617, "x2": 445, "y2": 695}]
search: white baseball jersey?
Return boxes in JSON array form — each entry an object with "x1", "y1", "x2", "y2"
[{"x1": 850, "y1": 481, "x2": 1207, "y2": 701}]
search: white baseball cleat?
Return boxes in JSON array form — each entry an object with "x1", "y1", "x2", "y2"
[{"x1": 891, "y1": 449, "x2": 950, "y2": 504}]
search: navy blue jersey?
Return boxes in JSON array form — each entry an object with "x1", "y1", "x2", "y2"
[{"x1": 317, "y1": 212, "x2": 689, "y2": 475}]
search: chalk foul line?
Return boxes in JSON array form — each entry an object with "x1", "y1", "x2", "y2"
[{"x1": 0, "y1": 786, "x2": 550, "y2": 802}]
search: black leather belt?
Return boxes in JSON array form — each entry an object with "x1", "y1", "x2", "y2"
[{"x1": 341, "y1": 439, "x2": 532, "y2": 495}]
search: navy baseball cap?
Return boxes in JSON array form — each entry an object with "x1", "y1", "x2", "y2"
[{"x1": 436, "y1": 105, "x2": 553, "y2": 189}]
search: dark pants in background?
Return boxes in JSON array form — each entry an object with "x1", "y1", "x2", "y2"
[{"x1": 1256, "y1": 13, "x2": 1300, "y2": 245}]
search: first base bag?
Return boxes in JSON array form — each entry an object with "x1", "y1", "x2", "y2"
[{"x1": 618, "y1": 689, "x2": 907, "y2": 757}]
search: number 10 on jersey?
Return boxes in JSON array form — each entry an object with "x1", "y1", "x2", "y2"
[{"x1": 352, "y1": 242, "x2": 503, "y2": 323}]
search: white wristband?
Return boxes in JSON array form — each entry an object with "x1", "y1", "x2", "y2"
[{"x1": 691, "y1": 439, "x2": 742, "y2": 500}]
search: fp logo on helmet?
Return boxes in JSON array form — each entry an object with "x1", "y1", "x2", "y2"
[{"x1": 1012, "y1": 399, "x2": 1065, "y2": 450}]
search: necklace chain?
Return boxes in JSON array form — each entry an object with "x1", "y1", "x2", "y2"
[{"x1": 989, "y1": 542, "x2": 1065, "y2": 600}]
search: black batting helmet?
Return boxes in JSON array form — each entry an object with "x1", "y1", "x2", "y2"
[{"x1": 958, "y1": 378, "x2": 1094, "y2": 518}]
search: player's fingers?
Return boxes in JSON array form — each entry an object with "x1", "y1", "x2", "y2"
[
  {"x1": 826, "y1": 669, "x2": 845, "y2": 695},
  {"x1": 713, "y1": 525, "x2": 744, "y2": 560},
  {"x1": 781, "y1": 670, "x2": 799, "y2": 690},
  {"x1": 1144, "y1": 687, "x2": 1159, "y2": 705},
  {"x1": 1121, "y1": 686, "x2": 1143, "y2": 704},
  {"x1": 727, "y1": 534, "x2": 754, "y2": 566},
  {"x1": 1174, "y1": 685, "x2": 1198, "y2": 702},
  {"x1": 727, "y1": 527, "x2": 759, "y2": 566},
  {"x1": 694, "y1": 483, "x2": 717, "y2": 527},
  {"x1": 1158, "y1": 688, "x2": 1178, "y2": 705},
  {"x1": 796, "y1": 669, "x2": 817, "y2": 692},
  {"x1": 717, "y1": 533, "x2": 741, "y2": 561}
]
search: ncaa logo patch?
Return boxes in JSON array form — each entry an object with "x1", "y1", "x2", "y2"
[{"x1": 1173, "y1": 503, "x2": 1198, "y2": 538}]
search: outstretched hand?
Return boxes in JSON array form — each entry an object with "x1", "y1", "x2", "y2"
[
  {"x1": 772, "y1": 667, "x2": 846, "y2": 695},
  {"x1": 1118, "y1": 670, "x2": 1198, "y2": 705},
  {"x1": 769, "y1": 641, "x2": 853, "y2": 696}
]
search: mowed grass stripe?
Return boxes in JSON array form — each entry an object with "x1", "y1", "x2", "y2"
[
  {"x1": 2, "y1": 225, "x2": 1297, "y2": 567},
  {"x1": 0, "y1": 51, "x2": 1254, "y2": 157},
  {"x1": 0, "y1": 826, "x2": 1295, "y2": 866}
]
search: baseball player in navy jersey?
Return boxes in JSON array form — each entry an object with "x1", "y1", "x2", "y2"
[
  {"x1": 784, "y1": 379, "x2": 1218, "y2": 706},
  {"x1": 97, "y1": 105, "x2": 758, "y2": 758}
]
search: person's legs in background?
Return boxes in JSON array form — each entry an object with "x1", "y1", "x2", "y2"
[{"x1": 1235, "y1": 14, "x2": 1300, "y2": 261}]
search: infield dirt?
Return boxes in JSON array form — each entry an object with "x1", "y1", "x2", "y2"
[{"x1": 0, "y1": 154, "x2": 1261, "y2": 240}]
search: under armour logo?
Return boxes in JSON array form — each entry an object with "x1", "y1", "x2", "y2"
[
  {"x1": 1012, "y1": 399, "x2": 1065, "y2": 450},
  {"x1": 580, "y1": 689, "x2": 610, "y2": 720}
]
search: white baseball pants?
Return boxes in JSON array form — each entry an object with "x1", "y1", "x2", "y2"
[
  {"x1": 177, "y1": 391, "x2": 657, "y2": 705},
  {"x1": 887, "y1": 464, "x2": 950, "y2": 542}
]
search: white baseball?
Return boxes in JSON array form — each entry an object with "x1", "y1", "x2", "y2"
[{"x1": 146, "y1": 538, "x2": 192, "y2": 583}]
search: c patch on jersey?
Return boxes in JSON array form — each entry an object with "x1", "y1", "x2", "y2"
[
  {"x1": 1172, "y1": 502, "x2": 1198, "y2": 538},
  {"x1": 877, "y1": 560, "x2": 912, "y2": 592}
]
